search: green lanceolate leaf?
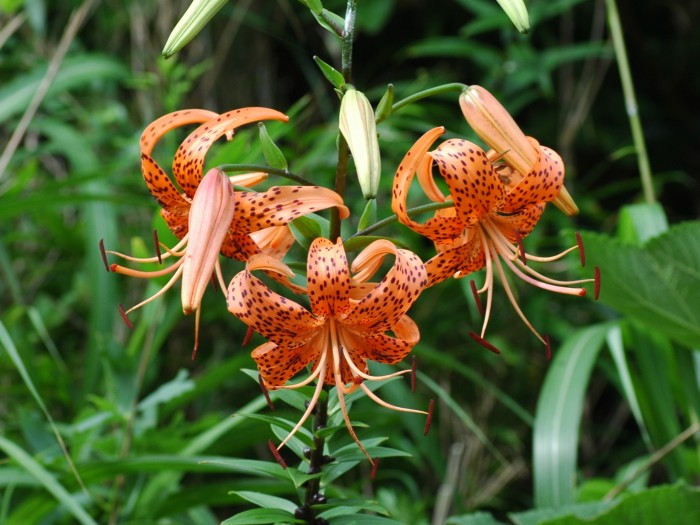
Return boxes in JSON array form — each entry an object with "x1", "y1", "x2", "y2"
[
  {"x1": 258, "y1": 122, "x2": 288, "y2": 170},
  {"x1": 313, "y1": 55, "x2": 345, "y2": 90},
  {"x1": 581, "y1": 221, "x2": 700, "y2": 349},
  {"x1": 375, "y1": 83, "x2": 395, "y2": 123}
]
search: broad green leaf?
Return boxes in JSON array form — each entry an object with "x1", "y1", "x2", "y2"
[
  {"x1": 533, "y1": 324, "x2": 610, "y2": 507},
  {"x1": 510, "y1": 500, "x2": 614, "y2": 525},
  {"x1": 289, "y1": 214, "x2": 328, "y2": 250},
  {"x1": 542, "y1": 483, "x2": 700, "y2": 525},
  {"x1": 330, "y1": 515, "x2": 406, "y2": 524},
  {"x1": 618, "y1": 202, "x2": 669, "y2": 243},
  {"x1": 581, "y1": 222, "x2": 700, "y2": 348}
]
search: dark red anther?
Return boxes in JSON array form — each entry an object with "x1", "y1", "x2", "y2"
[
  {"x1": 210, "y1": 273, "x2": 218, "y2": 292},
  {"x1": 191, "y1": 343, "x2": 199, "y2": 361},
  {"x1": 544, "y1": 335, "x2": 551, "y2": 361},
  {"x1": 594, "y1": 266, "x2": 601, "y2": 300},
  {"x1": 99, "y1": 239, "x2": 110, "y2": 272},
  {"x1": 423, "y1": 399, "x2": 435, "y2": 436},
  {"x1": 242, "y1": 326, "x2": 255, "y2": 347},
  {"x1": 514, "y1": 230, "x2": 527, "y2": 265},
  {"x1": 411, "y1": 356, "x2": 417, "y2": 393},
  {"x1": 268, "y1": 439, "x2": 287, "y2": 469},
  {"x1": 370, "y1": 458, "x2": 379, "y2": 480},
  {"x1": 118, "y1": 304, "x2": 134, "y2": 329},
  {"x1": 468, "y1": 331, "x2": 501, "y2": 354},
  {"x1": 152, "y1": 230, "x2": 162, "y2": 264},
  {"x1": 469, "y1": 279, "x2": 484, "y2": 316},
  {"x1": 258, "y1": 374, "x2": 275, "y2": 411},
  {"x1": 575, "y1": 232, "x2": 586, "y2": 267}
]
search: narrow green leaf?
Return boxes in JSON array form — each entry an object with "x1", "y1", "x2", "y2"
[
  {"x1": 357, "y1": 198, "x2": 377, "y2": 232},
  {"x1": 232, "y1": 491, "x2": 298, "y2": 513},
  {"x1": 533, "y1": 324, "x2": 610, "y2": 507},
  {"x1": 258, "y1": 122, "x2": 288, "y2": 170},
  {"x1": 0, "y1": 56, "x2": 127, "y2": 124},
  {"x1": 221, "y1": 508, "x2": 297, "y2": 525},
  {"x1": 313, "y1": 55, "x2": 345, "y2": 89},
  {"x1": 446, "y1": 512, "x2": 509, "y2": 525},
  {"x1": 375, "y1": 83, "x2": 395, "y2": 123},
  {"x1": 0, "y1": 436, "x2": 99, "y2": 525}
]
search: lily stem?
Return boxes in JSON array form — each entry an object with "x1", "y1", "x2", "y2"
[
  {"x1": 351, "y1": 201, "x2": 454, "y2": 238},
  {"x1": 605, "y1": 0, "x2": 655, "y2": 204},
  {"x1": 391, "y1": 83, "x2": 468, "y2": 116},
  {"x1": 329, "y1": 0, "x2": 357, "y2": 241},
  {"x1": 301, "y1": 394, "x2": 330, "y2": 523}
]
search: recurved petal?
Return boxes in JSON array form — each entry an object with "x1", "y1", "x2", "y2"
[
  {"x1": 249, "y1": 225, "x2": 296, "y2": 260},
  {"x1": 425, "y1": 235, "x2": 485, "y2": 286},
  {"x1": 392, "y1": 127, "x2": 465, "y2": 242},
  {"x1": 341, "y1": 314, "x2": 419, "y2": 365},
  {"x1": 233, "y1": 186, "x2": 348, "y2": 234},
  {"x1": 345, "y1": 241, "x2": 427, "y2": 332},
  {"x1": 431, "y1": 138, "x2": 505, "y2": 224},
  {"x1": 142, "y1": 153, "x2": 189, "y2": 210},
  {"x1": 140, "y1": 109, "x2": 220, "y2": 156},
  {"x1": 227, "y1": 266, "x2": 321, "y2": 347},
  {"x1": 502, "y1": 144, "x2": 565, "y2": 212},
  {"x1": 494, "y1": 203, "x2": 546, "y2": 241},
  {"x1": 307, "y1": 238, "x2": 352, "y2": 317},
  {"x1": 173, "y1": 107, "x2": 289, "y2": 198},
  {"x1": 252, "y1": 338, "x2": 323, "y2": 388}
]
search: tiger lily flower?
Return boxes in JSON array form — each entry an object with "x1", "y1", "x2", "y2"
[
  {"x1": 104, "y1": 108, "x2": 349, "y2": 355},
  {"x1": 392, "y1": 127, "x2": 599, "y2": 354},
  {"x1": 227, "y1": 238, "x2": 431, "y2": 465}
]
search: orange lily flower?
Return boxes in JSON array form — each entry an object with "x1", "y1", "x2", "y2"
[
  {"x1": 392, "y1": 127, "x2": 599, "y2": 354},
  {"x1": 104, "y1": 108, "x2": 349, "y2": 355},
  {"x1": 227, "y1": 237, "x2": 431, "y2": 465}
]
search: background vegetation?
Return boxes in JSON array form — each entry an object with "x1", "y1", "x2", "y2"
[{"x1": 1, "y1": 0, "x2": 699, "y2": 523}]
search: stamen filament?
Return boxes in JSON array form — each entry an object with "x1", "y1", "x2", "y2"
[
  {"x1": 110, "y1": 257, "x2": 184, "y2": 279},
  {"x1": 358, "y1": 382, "x2": 427, "y2": 416},
  {"x1": 122, "y1": 265, "x2": 185, "y2": 315}
]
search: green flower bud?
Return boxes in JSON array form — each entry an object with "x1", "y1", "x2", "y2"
[
  {"x1": 162, "y1": 0, "x2": 227, "y2": 58},
  {"x1": 495, "y1": 0, "x2": 530, "y2": 34},
  {"x1": 339, "y1": 86, "x2": 381, "y2": 199}
]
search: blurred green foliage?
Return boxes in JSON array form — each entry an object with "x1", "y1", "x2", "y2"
[{"x1": 1, "y1": 0, "x2": 699, "y2": 524}]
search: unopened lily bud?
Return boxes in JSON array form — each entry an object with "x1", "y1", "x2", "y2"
[
  {"x1": 339, "y1": 86, "x2": 381, "y2": 199},
  {"x1": 460, "y1": 85, "x2": 579, "y2": 215},
  {"x1": 162, "y1": 0, "x2": 226, "y2": 58},
  {"x1": 181, "y1": 168, "x2": 235, "y2": 314},
  {"x1": 495, "y1": 0, "x2": 530, "y2": 34}
]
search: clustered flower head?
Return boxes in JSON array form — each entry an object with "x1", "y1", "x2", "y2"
[{"x1": 102, "y1": 86, "x2": 598, "y2": 465}]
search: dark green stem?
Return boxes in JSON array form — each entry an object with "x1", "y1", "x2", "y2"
[
  {"x1": 350, "y1": 201, "x2": 454, "y2": 238},
  {"x1": 329, "y1": 0, "x2": 357, "y2": 241},
  {"x1": 391, "y1": 83, "x2": 468, "y2": 115},
  {"x1": 218, "y1": 164, "x2": 316, "y2": 186},
  {"x1": 298, "y1": 394, "x2": 330, "y2": 523}
]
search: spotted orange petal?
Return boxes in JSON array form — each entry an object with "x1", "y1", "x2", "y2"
[
  {"x1": 341, "y1": 315, "x2": 418, "y2": 365},
  {"x1": 140, "y1": 109, "x2": 219, "y2": 209},
  {"x1": 173, "y1": 107, "x2": 289, "y2": 198},
  {"x1": 233, "y1": 186, "x2": 349, "y2": 233},
  {"x1": 430, "y1": 138, "x2": 505, "y2": 225},
  {"x1": 344, "y1": 241, "x2": 427, "y2": 332},
  {"x1": 502, "y1": 144, "x2": 565, "y2": 213},
  {"x1": 392, "y1": 127, "x2": 466, "y2": 243},
  {"x1": 425, "y1": 236, "x2": 485, "y2": 286},
  {"x1": 306, "y1": 238, "x2": 352, "y2": 317},
  {"x1": 252, "y1": 338, "x2": 323, "y2": 388},
  {"x1": 493, "y1": 203, "x2": 546, "y2": 241},
  {"x1": 227, "y1": 267, "x2": 321, "y2": 347}
]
